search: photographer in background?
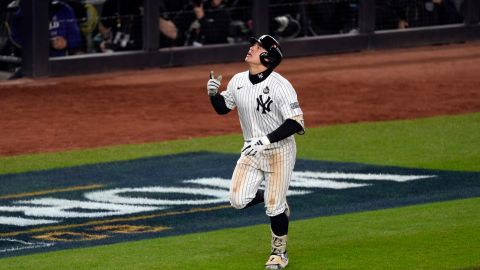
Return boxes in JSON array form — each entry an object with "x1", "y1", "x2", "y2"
[
  {"x1": 96, "y1": 0, "x2": 143, "y2": 52},
  {"x1": 175, "y1": 0, "x2": 231, "y2": 46}
]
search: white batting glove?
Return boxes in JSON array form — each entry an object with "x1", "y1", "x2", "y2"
[
  {"x1": 207, "y1": 70, "x2": 222, "y2": 96},
  {"x1": 241, "y1": 136, "x2": 271, "y2": 156}
]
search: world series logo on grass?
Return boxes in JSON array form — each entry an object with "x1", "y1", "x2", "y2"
[
  {"x1": 0, "y1": 171, "x2": 434, "y2": 227},
  {"x1": 1, "y1": 152, "x2": 479, "y2": 257}
]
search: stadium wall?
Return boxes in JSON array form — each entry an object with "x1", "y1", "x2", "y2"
[{"x1": 16, "y1": 0, "x2": 480, "y2": 78}]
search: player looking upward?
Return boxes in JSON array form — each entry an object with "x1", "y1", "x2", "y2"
[{"x1": 207, "y1": 34, "x2": 305, "y2": 269}]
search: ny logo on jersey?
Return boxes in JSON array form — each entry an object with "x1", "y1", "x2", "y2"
[{"x1": 256, "y1": 95, "x2": 273, "y2": 114}]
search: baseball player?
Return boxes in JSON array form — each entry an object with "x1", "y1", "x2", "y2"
[{"x1": 207, "y1": 34, "x2": 304, "y2": 269}]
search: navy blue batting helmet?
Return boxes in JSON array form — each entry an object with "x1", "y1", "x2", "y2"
[{"x1": 249, "y1": 35, "x2": 283, "y2": 69}]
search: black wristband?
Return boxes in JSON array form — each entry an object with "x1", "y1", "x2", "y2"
[
  {"x1": 209, "y1": 93, "x2": 231, "y2": 115},
  {"x1": 267, "y1": 119, "x2": 304, "y2": 143}
]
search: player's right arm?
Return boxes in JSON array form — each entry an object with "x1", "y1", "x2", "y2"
[
  {"x1": 210, "y1": 94, "x2": 230, "y2": 115},
  {"x1": 207, "y1": 71, "x2": 232, "y2": 115}
]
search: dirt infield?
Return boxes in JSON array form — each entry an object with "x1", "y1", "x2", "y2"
[{"x1": 1, "y1": 42, "x2": 479, "y2": 156}]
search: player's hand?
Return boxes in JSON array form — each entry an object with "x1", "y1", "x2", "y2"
[
  {"x1": 241, "y1": 136, "x2": 271, "y2": 156},
  {"x1": 207, "y1": 70, "x2": 222, "y2": 96}
]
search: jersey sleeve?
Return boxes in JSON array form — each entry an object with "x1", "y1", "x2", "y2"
[
  {"x1": 220, "y1": 76, "x2": 237, "y2": 110},
  {"x1": 276, "y1": 79, "x2": 303, "y2": 120}
]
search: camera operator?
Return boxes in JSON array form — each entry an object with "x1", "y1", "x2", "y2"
[
  {"x1": 175, "y1": 0, "x2": 231, "y2": 46},
  {"x1": 97, "y1": 0, "x2": 143, "y2": 52}
]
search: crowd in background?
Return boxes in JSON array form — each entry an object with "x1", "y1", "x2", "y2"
[{"x1": 0, "y1": 0, "x2": 473, "y2": 60}]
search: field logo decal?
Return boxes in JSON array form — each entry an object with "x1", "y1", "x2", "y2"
[
  {"x1": 0, "y1": 152, "x2": 478, "y2": 258},
  {"x1": 0, "y1": 171, "x2": 436, "y2": 227},
  {"x1": 0, "y1": 238, "x2": 54, "y2": 253}
]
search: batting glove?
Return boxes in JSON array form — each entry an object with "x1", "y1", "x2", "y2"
[
  {"x1": 241, "y1": 136, "x2": 271, "y2": 156},
  {"x1": 207, "y1": 70, "x2": 222, "y2": 96}
]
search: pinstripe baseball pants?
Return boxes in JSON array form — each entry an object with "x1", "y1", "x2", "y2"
[{"x1": 229, "y1": 140, "x2": 296, "y2": 216}]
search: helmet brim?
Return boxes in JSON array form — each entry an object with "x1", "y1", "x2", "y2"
[{"x1": 249, "y1": 37, "x2": 262, "y2": 47}]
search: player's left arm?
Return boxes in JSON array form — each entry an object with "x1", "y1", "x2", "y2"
[
  {"x1": 267, "y1": 114, "x2": 305, "y2": 143},
  {"x1": 269, "y1": 80, "x2": 306, "y2": 142}
]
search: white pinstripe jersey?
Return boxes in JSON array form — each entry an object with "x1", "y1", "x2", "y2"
[{"x1": 221, "y1": 71, "x2": 303, "y2": 143}]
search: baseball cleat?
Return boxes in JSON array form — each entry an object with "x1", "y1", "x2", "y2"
[{"x1": 265, "y1": 252, "x2": 288, "y2": 269}]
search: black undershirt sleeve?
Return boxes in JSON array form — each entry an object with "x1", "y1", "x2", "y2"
[
  {"x1": 209, "y1": 93, "x2": 231, "y2": 115},
  {"x1": 267, "y1": 119, "x2": 304, "y2": 143}
]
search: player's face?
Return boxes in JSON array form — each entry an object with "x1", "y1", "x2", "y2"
[{"x1": 245, "y1": 42, "x2": 267, "y2": 65}]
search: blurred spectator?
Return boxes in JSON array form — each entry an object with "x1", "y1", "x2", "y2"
[
  {"x1": 0, "y1": 0, "x2": 80, "y2": 79},
  {"x1": 158, "y1": 0, "x2": 183, "y2": 48},
  {"x1": 158, "y1": 17, "x2": 178, "y2": 48},
  {"x1": 96, "y1": 0, "x2": 143, "y2": 52},
  {"x1": 305, "y1": 0, "x2": 358, "y2": 36},
  {"x1": 407, "y1": 0, "x2": 463, "y2": 27},
  {"x1": 225, "y1": 0, "x2": 253, "y2": 43},
  {"x1": 225, "y1": 0, "x2": 302, "y2": 41},
  {"x1": 2, "y1": 0, "x2": 81, "y2": 57},
  {"x1": 63, "y1": 0, "x2": 99, "y2": 53},
  {"x1": 0, "y1": 0, "x2": 14, "y2": 11},
  {"x1": 49, "y1": 0, "x2": 82, "y2": 57},
  {"x1": 450, "y1": 0, "x2": 465, "y2": 15},
  {"x1": 376, "y1": 0, "x2": 409, "y2": 30},
  {"x1": 0, "y1": 0, "x2": 21, "y2": 73},
  {"x1": 96, "y1": 0, "x2": 181, "y2": 50},
  {"x1": 174, "y1": 0, "x2": 231, "y2": 46},
  {"x1": 193, "y1": 0, "x2": 231, "y2": 45},
  {"x1": 270, "y1": 0, "x2": 301, "y2": 39}
]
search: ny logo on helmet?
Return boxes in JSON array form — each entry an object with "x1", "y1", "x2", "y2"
[{"x1": 257, "y1": 95, "x2": 273, "y2": 114}]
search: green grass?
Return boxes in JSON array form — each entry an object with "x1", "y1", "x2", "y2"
[
  {"x1": 1, "y1": 197, "x2": 479, "y2": 270},
  {"x1": 296, "y1": 113, "x2": 480, "y2": 171},
  {"x1": 1, "y1": 112, "x2": 479, "y2": 174},
  {"x1": 0, "y1": 112, "x2": 479, "y2": 269}
]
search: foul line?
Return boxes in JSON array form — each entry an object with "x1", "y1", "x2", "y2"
[
  {"x1": 0, "y1": 204, "x2": 231, "y2": 237},
  {"x1": 0, "y1": 184, "x2": 104, "y2": 200}
]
